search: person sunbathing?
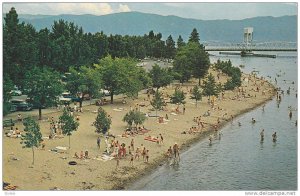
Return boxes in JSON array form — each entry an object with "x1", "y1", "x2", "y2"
[{"x1": 80, "y1": 151, "x2": 84, "y2": 159}]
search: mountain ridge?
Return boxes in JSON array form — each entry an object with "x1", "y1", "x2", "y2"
[{"x1": 10, "y1": 11, "x2": 297, "y2": 42}]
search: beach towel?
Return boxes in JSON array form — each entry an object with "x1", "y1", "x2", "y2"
[
  {"x1": 56, "y1": 146, "x2": 67, "y2": 151},
  {"x1": 144, "y1": 136, "x2": 159, "y2": 142},
  {"x1": 113, "y1": 109, "x2": 123, "y2": 112}
]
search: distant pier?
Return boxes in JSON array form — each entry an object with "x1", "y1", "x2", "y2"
[
  {"x1": 207, "y1": 48, "x2": 296, "y2": 51},
  {"x1": 205, "y1": 47, "x2": 297, "y2": 52},
  {"x1": 219, "y1": 51, "x2": 277, "y2": 58}
]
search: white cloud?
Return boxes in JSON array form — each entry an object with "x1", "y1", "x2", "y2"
[
  {"x1": 3, "y1": 3, "x2": 114, "y2": 15},
  {"x1": 49, "y1": 3, "x2": 113, "y2": 15},
  {"x1": 118, "y1": 4, "x2": 131, "y2": 12}
]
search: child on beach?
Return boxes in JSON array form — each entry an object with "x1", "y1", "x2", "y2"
[
  {"x1": 135, "y1": 147, "x2": 140, "y2": 160},
  {"x1": 97, "y1": 136, "x2": 101, "y2": 149},
  {"x1": 130, "y1": 154, "x2": 134, "y2": 166},
  {"x1": 159, "y1": 134, "x2": 164, "y2": 144}
]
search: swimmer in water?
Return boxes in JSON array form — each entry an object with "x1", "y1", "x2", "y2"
[
  {"x1": 272, "y1": 132, "x2": 277, "y2": 142},
  {"x1": 260, "y1": 129, "x2": 264, "y2": 142},
  {"x1": 289, "y1": 110, "x2": 292, "y2": 120},
  {"x1": 251, "y1": 118, "x2": 256, "y2": 124}
]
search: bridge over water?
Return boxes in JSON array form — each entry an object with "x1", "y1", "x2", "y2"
[{"x1": 203, "y1": 41, "x2": 297, "y2": 51}]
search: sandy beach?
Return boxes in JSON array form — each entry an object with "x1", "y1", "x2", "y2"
[{"x1": 3, "y1": 69, "x2": 276, "y2": 190}]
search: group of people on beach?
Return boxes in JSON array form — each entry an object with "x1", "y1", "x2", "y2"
[
  {"x1": 74, "y1": 150, "x2": 89, "y2": 159},
  {"x1": 5, "y1": 127, "x2": 21, "y2": 138},
  {"x1": 166, "y1": 143, "x2": 180, "y2": 163}
]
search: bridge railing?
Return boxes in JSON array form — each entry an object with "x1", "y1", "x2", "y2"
[{"x1": 203, "y1": 41, "x2": 297, "y2": 51}]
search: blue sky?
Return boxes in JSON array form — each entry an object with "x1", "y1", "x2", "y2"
[{"x1": 2, "y1": 2, "x2": 297, "y2": 20}]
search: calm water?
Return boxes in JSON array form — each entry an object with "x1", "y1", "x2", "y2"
[{"x1": 129, "y1": 51, "x2": 298, "y2": 190}]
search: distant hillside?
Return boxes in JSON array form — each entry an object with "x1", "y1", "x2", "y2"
[{"x1": 13, "y1": 12, "x2": 297, "y2": 43}]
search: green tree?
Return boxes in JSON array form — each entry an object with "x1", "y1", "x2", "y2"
[
  {"x1": 150, "y1": 91, "x2": 165, "y2": 116},
  {"x1": 188, "y1": 28, "x2": 200, "y2": 44},
  {"x1": 3, "y1": 75, "x2": 15, "y2": 116},
  {"x1": 149, "y1": 64, "x2": 173, "y2": 90},
  {"x1": 94, "y1": 107, "x2": 112, "y2": 135},
  {"x1": 24, "y1": 66, "x2": 64, "y2": 120},
  {"x1": 202, "y1": 73, "x2": 218, "y2": 99},
  {"x1": 170, "y1": 88, "x2": 186, "y2": 105},
  {"x1": 173, "y1": 42, "x2": 210, "y2": 84},
  {"x1": 215, "y1": 60, "x2": 242, "y2": 90},
  {"x1": 59, "y1": 109, "x2": 79, "y2": 149},
  {"x1": 123, "y1": 110, "x2": 147, "y2": 130},
  {"x1": 20, "y1": 117, "x2": 42, "y2": 165},
  {"x1": 173, "y1": 48, "x2": 193, "y2": 83},
  {"x1": 166, "y1": 35, "x2": 176, "y2": 59},
  {"x1": 177, "y1": 35, "x2": 186, "y2": 49},
  {"x1": 95, "y1": 56, "x2": 146, "y2": 103},
  {"x1": 191, "y1": 85, "x2": 202, "y2": 107},
  {"x1": 65, "y1": 66, "x2": 102, "y2": 107}
]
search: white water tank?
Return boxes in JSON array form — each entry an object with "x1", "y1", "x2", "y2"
[{"x1": 244, "y1": 27, "x2": 253, "y2": 45}]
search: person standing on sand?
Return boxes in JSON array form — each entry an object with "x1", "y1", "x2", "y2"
[
  {"x1": 142, "y1": 147, "x2": 146, "y2": 162},
  {"x1": 135, "y1": 147, "x2": 140, "y2": 160},
  {"x1": 130, "y1": 154, "x2": 134, "y2": 166},
  {"x1": 159, "y1": 133, "x2": 164, "y2": 144},
  {"x1": 131, "y1": 139, "x2": 134, "y2": 152},
  {"x1": 145, "y1": 150, "x2": 149, "y2": 163},
  {"x1": 183, "y1": 105, "x2": 186, "y2": 114},
  {"x1": 97, "y1": 136, "x2": 101, "y2": 149}
]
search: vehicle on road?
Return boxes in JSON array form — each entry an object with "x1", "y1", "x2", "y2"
[
  {"x1": 100, "y1": 89, "x2": 110, "y2": 96},
  {"x1": 9, "y1": 90, "x2": 22, "y2": 96},
  {"x1": 10, "y1": 99, "x2": 33, "y2": 111},
  {"x1": 59, "y1": 92, "x2": 81, "y2": 102}
]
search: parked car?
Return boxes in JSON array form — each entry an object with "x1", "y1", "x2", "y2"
[
  {"x1": 26, "y1": 98, "x2": 46, "y2": 109},
  {"x1": 59, "y1": 92, "x2": 80, "y2": 102},
  {"x1": 100, "y1": 89, "x2": 110, "y2": 96},
  {"x1": 10, "y1": 99, "x2": 33, "y2": 111},
  {"x1": 9, "y1": 90, "x2": 22, "y2": 96},
  {"x1": 10, "y1": 105, "x2": 17, "y2": 112}
]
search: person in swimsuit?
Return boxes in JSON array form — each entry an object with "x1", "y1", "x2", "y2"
[
  {"x1": 145, "y1": 150, "x2": 149, "y2": 163},
  {"x1": 173, "y1": 143, "x2": 179, "y2": 159},
  {"x1": 272, "y1": 132, "x2": 277, "y2": 142},
  {"x1": 260, "y1": 129, "x2": 264, "y2": 141},
  {"x1": 130, "y1": 154, "x2": 134, "y2": 166}
]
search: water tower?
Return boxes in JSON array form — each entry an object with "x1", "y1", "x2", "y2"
[{"x1": 243, "y1": 27, "x2": 253, "y2": 49}]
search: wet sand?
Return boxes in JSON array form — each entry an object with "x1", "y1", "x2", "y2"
[{"x1": 3, "y1": 69, "x2": 275, "y2": 190}]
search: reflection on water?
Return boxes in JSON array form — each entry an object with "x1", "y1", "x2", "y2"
[{"x1": 128, "y1": 52, "x2": 297, "y2": 190}]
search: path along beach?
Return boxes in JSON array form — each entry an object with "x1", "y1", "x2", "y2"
[{"x1": 3, "y1": 68, "x2": 275, "y2": 190}]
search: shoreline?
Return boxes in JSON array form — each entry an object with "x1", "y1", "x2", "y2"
[
  {"x1": 3, "y1": 71, "x2": 276, "y2": 190},
  {"x1": 122, "y1": 85, "x2": 276, "y2": 190}
]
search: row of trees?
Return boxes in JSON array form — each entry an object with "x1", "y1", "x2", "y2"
[
  {"x1": 214, "y1": 60, "x2": 242, "y2": 90},
  {"x1": 3, "y1": 7, "x2": 211, "y2": 119},
  {"x1": 4, "y1": 7, "x2": 187, "y2": 87}
]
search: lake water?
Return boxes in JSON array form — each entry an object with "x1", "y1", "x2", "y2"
[{"x1": 128, "y1": 51, "x2": 298, "y2": 190}]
